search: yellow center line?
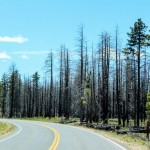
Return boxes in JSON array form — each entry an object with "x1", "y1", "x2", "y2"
[
  {"x1": 37, "y1": 124, "x2": 60, "y2": 150},
  {"x1": 16, "y1": 120, "x2": 60, "y2": 150}
]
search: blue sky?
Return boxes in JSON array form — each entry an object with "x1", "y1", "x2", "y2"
[{"x1": 0, "y1": 0, "x2": 149, "y2": 78}]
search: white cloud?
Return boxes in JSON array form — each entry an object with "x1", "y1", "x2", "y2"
[
  {"x1": 0, "y1": 52, "x2": 11, "y2": 59},
  {"x1": 0, "y1": 35, "x2": 28, "y2": 43},
  {"x1": 20, "y1": 54, "x2": 29, "y2": 59}
]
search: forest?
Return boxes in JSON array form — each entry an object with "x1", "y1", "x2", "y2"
[{"x1": 0, "y1": 18, "x2": 150, "y2": 128}]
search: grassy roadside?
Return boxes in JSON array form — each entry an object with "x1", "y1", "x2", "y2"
[
  {"x1": 19, "y1": 117, "x2": 150, "y2": 150},
  {"x1": 19, "y1": 116, "x2": 60, "y2": 123},
  {"x1": 0, "y1": 122, "x2": 15, "y2": 137},
  {"x1": 95, "y1": 130, "x2": 150, "y2": 150}
]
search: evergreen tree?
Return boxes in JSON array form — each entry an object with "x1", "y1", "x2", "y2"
[{"x1": 126, "y1": 18, "x2": 150, "y2": 126}]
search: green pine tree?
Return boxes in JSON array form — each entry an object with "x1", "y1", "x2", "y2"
[{"x1": 125, "y1": 18, "x2": 150, "y2": 126}]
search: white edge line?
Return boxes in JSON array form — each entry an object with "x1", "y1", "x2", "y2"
[
  {"x1": 0, "y1": 122, "x2": 22, "y2": 143},
  {"x1": 69, "y1": 125, "x2": 127, "y2": 150},
  {"x1": 50, "y1": 123, "x2": 127, "y2": 150},
  {"x1": 88, "y1": 130, "x2": 127, "y2": 150}
]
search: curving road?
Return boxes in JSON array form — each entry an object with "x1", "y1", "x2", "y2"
[{"x1": 0, "y1": 119, "x2": 126, "y2": 150}]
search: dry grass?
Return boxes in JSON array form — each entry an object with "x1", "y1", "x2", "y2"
[
  {"x1": 94, "y1": 130, "x2": 149, "y2": 150},
  {"x1": 0, "y1": 122, "x2": 14, "y2": 137},
  {"x1": 19, "y1": 116, "x2": 61, "y2": 123}
]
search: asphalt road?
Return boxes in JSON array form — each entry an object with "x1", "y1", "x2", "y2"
[{"x1": 0, "y1": 119, "x2": 126, "y2": 150}]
